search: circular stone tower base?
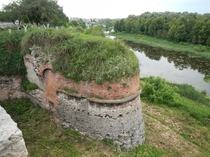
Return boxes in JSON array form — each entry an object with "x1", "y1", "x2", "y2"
[{"x1": 56, "y1": 91, "x2": 145, "y2": 150}]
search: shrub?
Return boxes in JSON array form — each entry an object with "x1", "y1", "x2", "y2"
[{"x1": 141, "y1": 76, "x2": 180, "y2": 106}]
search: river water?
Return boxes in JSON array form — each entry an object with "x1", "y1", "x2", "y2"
[
  {"x1": 106, "y1": 35, "x2": 210, "y2": 96},
  {"x1": 126, "y1": 42, "x2": 210, "y2": 96}
]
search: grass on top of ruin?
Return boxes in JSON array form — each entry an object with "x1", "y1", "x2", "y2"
[{"x1": 21, "y1": 27, "x2": 139, "y2": 84}]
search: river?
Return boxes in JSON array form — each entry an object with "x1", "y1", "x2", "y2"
[
  {"x1": 126, "y1": 41, "x2": 210, "y2": 96},
  {"x1": 106, "y1": 35, "x2": 210, "y2": 96}
]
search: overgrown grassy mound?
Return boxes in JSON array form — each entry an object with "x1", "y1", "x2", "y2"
[
  {"x1": 21, "y1": 28, "x2": 139, "y2": 83},
  {"x1": 0, "y1": 30, "x2": 26, "y2": 75}
]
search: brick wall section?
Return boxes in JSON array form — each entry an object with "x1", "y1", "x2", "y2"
[{"x1": 43, "y1": 69, "x2": 140, "y2": 106}]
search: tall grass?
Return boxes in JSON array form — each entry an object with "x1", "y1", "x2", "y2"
[
  {"x1": 175, "y1": 83, "x2": 210, "y2": 107},
  {"x1": 0, "y1": 30, "x2": 26, "y2": 76}
]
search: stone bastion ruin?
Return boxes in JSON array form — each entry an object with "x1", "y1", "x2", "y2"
[
  {"x1": 23, "y1": 45, "x2": 145, "y2": 149},
  {"x1": 0, "y1": 29, "x2": 145, "y2": 152}
]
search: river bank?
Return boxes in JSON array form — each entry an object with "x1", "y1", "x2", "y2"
[{"x1": 111, "y1": 33, "x2": 210, "y2": 60}]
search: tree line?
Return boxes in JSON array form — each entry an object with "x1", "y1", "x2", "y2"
[
  {"x1": 114, "y1": 12, "x2": 210, "y2": 46},
  {"x1": 0, "y1": 0, "x2": 69, "y2": 26}
]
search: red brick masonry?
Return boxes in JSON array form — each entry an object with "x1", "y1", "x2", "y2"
[{"x1": 43, "y1": 70, "x2": 140, "y2": 106}]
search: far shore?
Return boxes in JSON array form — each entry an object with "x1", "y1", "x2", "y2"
[{"x1": 111, "y1": 32, "x2": 210, "y2": 61}]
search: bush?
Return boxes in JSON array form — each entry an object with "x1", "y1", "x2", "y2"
[
  {"x1": 141, "y1": 76, "x2": 180, "y2": 106},
  {"x1": 85, "y1": 25, "x2": 105, "y2": 37}
]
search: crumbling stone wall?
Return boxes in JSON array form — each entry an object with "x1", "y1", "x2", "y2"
[
  {"x1": 0, "y1": 106, "x2": 28, "y2": 157},
  {"x1": 0, "y1": 76, "x2": 24, "y2": 101}
]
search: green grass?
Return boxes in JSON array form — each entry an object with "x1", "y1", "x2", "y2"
[
  {"x1": 21, "y1": 28, "x2": 139, "y2": 84},
  {"x1": 112, "y1": 32, "x2": 210, "y2": 60},
  {"x1": 140, "y1": 77, "x2": 210, "y2": 156},
  {"x1": 0, "y1": 30, "x2": 26, "y2": 76},
  {"x1": 141, "y1": 77, "x2": 210, "y2": 126},
  {"x1": 175, "y1": 83, "x2": 210, "y2": 107},
  {"x1": 21, "y1": 77, "x2": 38, "y2": 91},
  {"x1": 204, "y1": 75, "x2": 210, "y2": 83}
]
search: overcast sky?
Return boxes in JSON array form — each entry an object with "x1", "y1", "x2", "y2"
[{"x1": 1, "y1": 0, "x2": 210, "y2": 19}]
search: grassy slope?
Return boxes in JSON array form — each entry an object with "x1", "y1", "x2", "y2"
[
  {"x1": 112, "y1": 33, "x2": 210, "y2": 60},
  {"x1": 1, "y1": 96, "x2": 209, "y2": 157}
]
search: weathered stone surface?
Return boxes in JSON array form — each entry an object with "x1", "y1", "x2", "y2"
[
  {"x1": 25, "y1": 89, "x2": 49, "y2": 110},
  {"x1": 0, "y1": 106, "x2": 28, "y2": 157},
  {"x1": 24, "y1": 54, "x2": 44, "y2": 90},
  {"x1": 0, "y1": 76, "x2": 24, "y2": 101},
  {"x1": 57, "y1": 92, "x2": 145, "y2": 149}
]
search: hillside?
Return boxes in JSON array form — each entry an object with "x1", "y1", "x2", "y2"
[{"x1": 1, "y1": 77, "x2": 209, "y2": 156}]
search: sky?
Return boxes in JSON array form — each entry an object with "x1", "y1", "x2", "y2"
[{"x1": 0, "y1": 0, "x2": 210, "y2": 19}]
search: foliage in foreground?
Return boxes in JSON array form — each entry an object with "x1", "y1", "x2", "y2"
[
  {"x1": 0, "y1": 98, "x2": 166, "y2": 157},
  {"x1": 21, "y1": 28, "x2": 139, "y2": 83},
  {"x1": 141, "y1": 76, "x2": 210, "y2": 126}
]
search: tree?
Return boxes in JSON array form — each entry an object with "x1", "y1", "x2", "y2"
[
  {"x1": 191, "y1": 20, "x2": 205, "y2": 44},
  {"x1": 0, "y1": 11, "x2": 7, "y2": 21},
  {"x1": 206, "y1": 36, "x2": 210, "y2": 46},
  {"x1": 1, "y1": 1, "x2": 21, "y2": 24},
  {"x1": 2, "y1": 0, "x2": 69, "y2": 26},
  {"x1": 148, "y1": 17, "x2": 165, "y2": 38}
]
